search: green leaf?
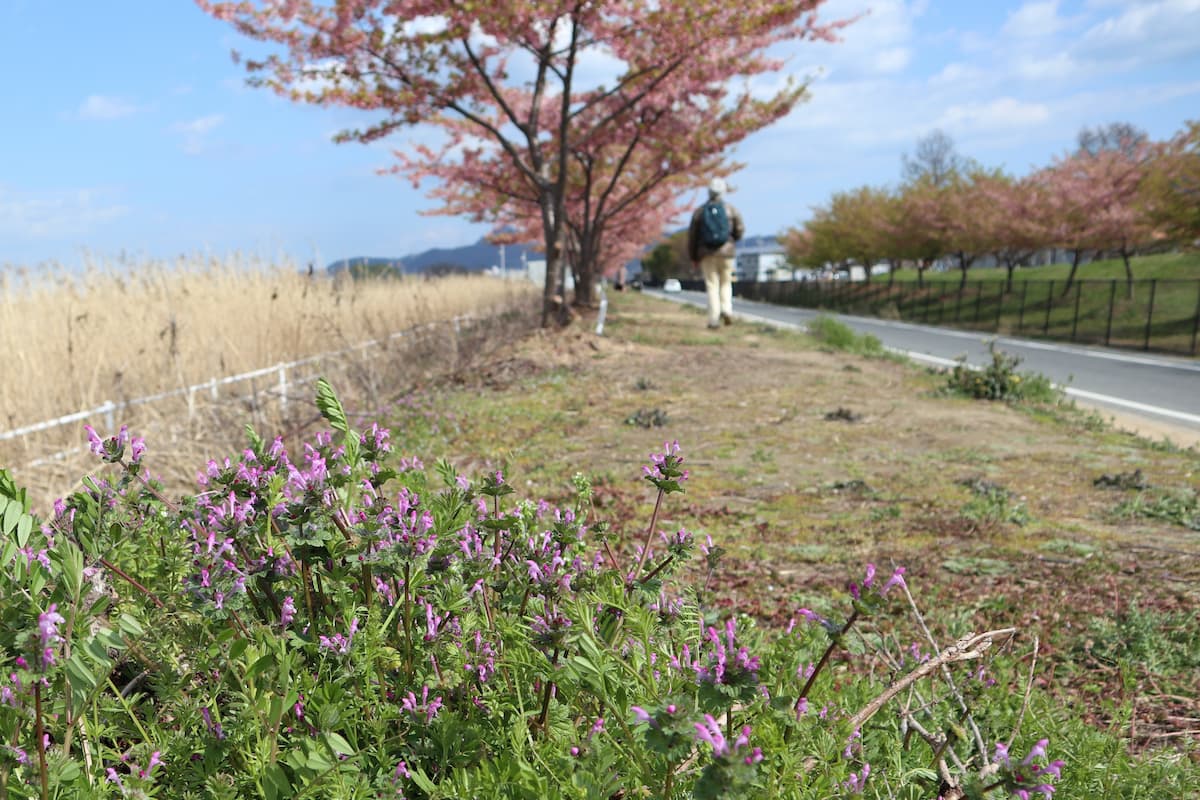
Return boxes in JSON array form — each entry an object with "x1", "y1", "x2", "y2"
[
  {"x1": 245, "y1": 422, "x2": 265, "y2": 454},
  {"x1": 264, "y1": 763, "x2": 291, "y2": 800},
  {"x1": 228, "y1": 638, "x2": 250, "y2": 661},
  {"x1": 3, "y1": 499, "x2": 20, "y2": 538},
  {"x1": 409, "y1": 768, "x2": 437, "y2": 794},
  {"x1": 314, "y1": 378, "x2": 349, "y2": 433},
  {"x1": 117, "y1": 613, "x2": 145, "y2": 638},
  {"x1": 245, "y1": 653, "x2": 276, "y2": 683},
  {"x1": 324, "y1": 731, "x2": 355, "y2": 756}
]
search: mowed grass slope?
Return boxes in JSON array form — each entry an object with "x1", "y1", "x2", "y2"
[
  {"x1": 372, "y1": 290, "x2": 1200, "y2": 756},
  {"x1": 888, "y1": 250, "x2": 1200, "y2": 283}
]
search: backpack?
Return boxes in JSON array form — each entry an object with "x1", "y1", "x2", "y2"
[{"x1": 698, "y1": 199, "x2": 731, "y2": 250}]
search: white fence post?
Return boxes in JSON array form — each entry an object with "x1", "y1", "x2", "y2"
[{"x1": 278, "y1": 364, "x2": 288, "y2": 417}]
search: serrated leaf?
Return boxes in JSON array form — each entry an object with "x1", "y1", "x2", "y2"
[
  {"x1": 245, "y1": 423, "x2": 265, "y2": 455},
  {"x1": 314, "y1": 378, "x2": 349, "y2": 433}
]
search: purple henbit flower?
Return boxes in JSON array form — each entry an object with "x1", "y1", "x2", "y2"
[
  {"x1": 693, "y1": 714, "x2": 728, "y2": 755},
  {"x1": 319, "y1": 617, "x2": 359, "y2": 655},
  {"x1": 200, "y1": 707, "x2": 226, "y2": 739},
  {"x1": 401, "y1": 686, "x2": 444, "y2": 723},
  {"x1": 842, "y1": 762, "x2": 870, "y2": 794},
  {"x1": 140, "y1": 751, "x2": 164, "y2": 778},
  {"x1": 280, "y1": 596, "x2": 296, "y2": 628},
  {"x1": 37, "y1": 604, "x2": 66, "y2": 669},
  {"x1": 130, "y1": 434, "x2": 146, "y2": 463},
  {"x1": 880, "y1": 566, "x2": 907, "y2": 596},
  {"x1": 631, "y1": 706, "x2": 653, "y2": 724},
  {"x1": 84, "y1": 425, "x2": 105, "y2": 457}
]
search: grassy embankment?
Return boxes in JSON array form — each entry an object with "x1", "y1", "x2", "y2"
[
  {"x1": 792, "y1": 252, "x2": 1200, "y2": 354},
  {"x1": 362, "y1": 290, "x2": 1199, "y2": 780},
  {"x1": 0, "y1": 255, "x2": 538, "y2": 499}
]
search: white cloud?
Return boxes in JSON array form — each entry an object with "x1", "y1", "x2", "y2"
[
  {"x1": 873, "y1": 47, "x2": 911, "y2": 73},
  {"x1": 1001, "y1": 1, "x2": 1069, "y2": 38},
  {"x1": 805, "y1": 0, "x2": 922, "y2": 78},
  {"x1": 171, "y1": 114, "x2": 225, "y2": 155},
  {"x1": 935, "y1": 97, "x2": 1051, "y2": 132},
  {"x1": 76, "y1": 94, "x2": 139, "y2": 121},
  {"x1": 1012, "y1": 52, "x2": 1080, "y2": 81},
  {"x1": 0, "y1": 185, "x2": 128, "y2": 239},
  {"x1": 929, "y1": 62, "x2": 988, "y2": 87},
  {"x1": 1079, "y1": 0, "x2": 1200, "y2": 63}
]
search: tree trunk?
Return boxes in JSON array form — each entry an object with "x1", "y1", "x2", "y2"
[
  {"x1": 1121, "y1": 245, "x2": 1135, "y2": 301},
  {"x1": 540, "y1": 190, "x2": 568, "y2": 327},
  {"x1": 573, "y1": 267, "x2": 597, "y2": 309},
  {"x1": 957, "y1": 252, "x2": 968, "y2": 290},
  {"x1": 1061, "y1": 249, "x2": 1083, "y2": 297},
  {"x1": 1004, "y1": 258, "x2": 1016, "y2": 293}
]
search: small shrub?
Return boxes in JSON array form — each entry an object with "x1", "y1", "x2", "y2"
[
  {"x1": 805, "y1": 316, "x2": 885, "y2": 357},
  {"x1": 824, "y1": 407, "x2": 862, "y2": 423},
  {"x1": 959, "y1": 478, "x2": 1030, "y2": 527},
  {"x1": 1115, "y1": 487, "x2": 1200, "y2": 530},
  {"x1": 625, "y1": 407, "x2": 669, "y2": 428},
  {"x1": 1080, "y1": 604, "x2": 1200, "y2": 674},
  {"x1": 944, "y1": 344, "x2": 1060, "y2": 403},
  {"x1": 1093, "y1": 469, "x2": 1148, "y2": 490}
]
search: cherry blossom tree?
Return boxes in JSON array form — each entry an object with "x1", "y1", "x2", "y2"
[
  {"x1": 975, "y1": 172, "x2": 1047, "y2": 291},
  {"x1": 197, "y1": 0, "x2": 850, "y2": 324},
  {"x1": 891, "y1": 178, "x2": 946, "y2": 288},
  {"x1": 1036, "y1": 138, "x2": 1156, "y2": 296},
  {"x1": 903, "y1": 169, "x2": 997, "y2": 289},
  {"x1": 1143, "y1": 120, "x2": 1200, "y2": 249}
]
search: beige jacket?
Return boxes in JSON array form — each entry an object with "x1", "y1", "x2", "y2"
[{"x1": 687, "y1": 199, "x2": 745, "y2": 262}]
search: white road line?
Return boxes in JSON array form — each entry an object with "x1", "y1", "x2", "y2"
[
  {"x1": 1062, "y1": 388, "x2": 1200, "y2": 425},
  {"x1": 826, "y1": 313, "x2": 1200, "y2": 372},
  {"x1": 897, "y1": 349, "x2": 1200, "y2": 425},
  {"x1": 656, "y1": 292, "x2": 1200, "y2": 428}
]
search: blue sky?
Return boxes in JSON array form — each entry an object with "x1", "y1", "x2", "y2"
[{"x1": 2, "y1": 0, "x2": 1198, "y2": 269}]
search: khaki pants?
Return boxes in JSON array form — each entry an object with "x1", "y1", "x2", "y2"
[{"x1": 699, "y1": 252, "x2": 734, "y2": 326}]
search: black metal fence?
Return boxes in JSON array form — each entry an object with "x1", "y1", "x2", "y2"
[{"x1": 680, "y1": 278, "x2": 1200, "y2": 356}]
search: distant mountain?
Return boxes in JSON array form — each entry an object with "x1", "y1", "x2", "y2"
[
  {"x1": 329, "y1": 232, "x2": 779, "y2": 278},
  {"x1": 327, "y1": 238, "x2": 541, "y2": 276}
]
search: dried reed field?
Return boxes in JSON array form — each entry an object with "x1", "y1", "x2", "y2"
[{"x1": 0, "y1": 255, "x2": 539, "y2": 504}]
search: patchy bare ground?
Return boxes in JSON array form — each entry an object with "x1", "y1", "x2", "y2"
[{"x1": 383, "y1": 291, "x2": 1199, "y2": 753}]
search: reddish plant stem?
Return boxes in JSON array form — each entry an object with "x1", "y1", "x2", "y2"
[
  {"x1": 536, "y1": 648, "x2": 560, "y2": 734},
  {"x1": 602, "y1": 538, "x2": 621, "y2": 570},
  {"x1": 99, "y1": 557, "x2": 164, "y2": 609},
  {"x1": 630, "y1": 489, "x2": 665, "y2": 581},
  {"x1": 639, "y1": 554, "x2": 675, "y2": 585},
  {"x1": 34, "y1": 683, "x2": 48, "y2": 800},
  {"x1": 799, "y1": 609, "x2": 859, "y2": 701}
]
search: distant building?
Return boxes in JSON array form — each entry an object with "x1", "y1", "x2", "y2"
[
  {"x1": 523, "y1": 256, "x2": 574, "y2": 291},
  {"x1": 735, "y1": 236, "x2": 793, "y2": 281}
]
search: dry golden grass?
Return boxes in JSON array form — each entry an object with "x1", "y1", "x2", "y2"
[
  {"x1": 0, "y1": 254, "x2": 537, "y2": 431},
  {"x1": 1, "y1": 254, "x2": 539, "y2": 505}
]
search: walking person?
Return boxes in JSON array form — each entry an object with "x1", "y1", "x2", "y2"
[{"x1": 687, "y1": 177, "x2": 745, "y2": 328}]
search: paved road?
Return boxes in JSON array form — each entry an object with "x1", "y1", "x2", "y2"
[{"x1": 650, "y1": 289, "x2": 1200, "y2": 441}]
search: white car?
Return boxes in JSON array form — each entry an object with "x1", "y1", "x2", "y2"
[{"x1": 662, "y1": 278, "x2": 682, "y2": 293}]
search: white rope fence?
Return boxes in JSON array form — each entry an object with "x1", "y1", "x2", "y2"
[{"x1": 1, "y1": 312, "x2": 498, "y2": 469}]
